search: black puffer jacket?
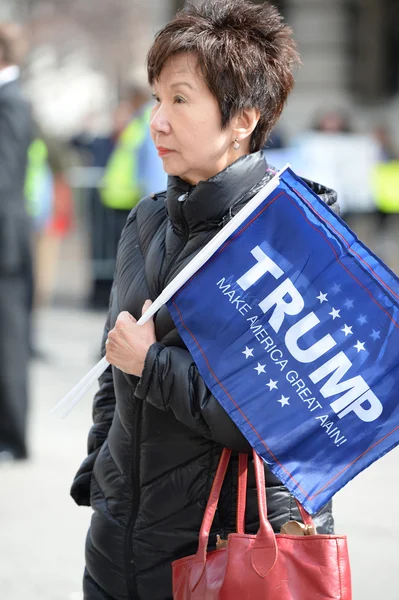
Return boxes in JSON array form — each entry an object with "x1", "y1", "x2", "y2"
[{"x1": 71, "y1": 152, "x2": 337, "y2": 600}]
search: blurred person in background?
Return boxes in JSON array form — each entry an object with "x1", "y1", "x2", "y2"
[
  {"x1": 371, "y1": 124, "x2": 399, "y2": 261},
  {"x1": 373, "y1": 124, "x2": 398, "y2": 163},
  {"x1": 71, "y1": 102, "x2": 130, "y2": 308},
  {"x1": 0, "y1": 23, "x2": 33, "y2": 461},
  {"x1": 72, "y1": 84, "x2": 166, "y2": 308},
  {"x1": 311, "y1": 109, "x2": 354, "y2": 134},
  {"x1": 26, "y1": 127, "x2": 74, "y2": 312},
  {"x1": 42, "y1": 135, "x2": 75, "y2": 302},
  {"x1": 98, "y1": 82, "x2": 167, "y2": 295},
  {"x1": 71, "y1": 1, "x2": 338, "y2": 598}
]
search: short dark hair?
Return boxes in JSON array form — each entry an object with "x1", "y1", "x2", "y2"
[{"x1": 147, "y1": 0, "x2": 299, "y2": 151}]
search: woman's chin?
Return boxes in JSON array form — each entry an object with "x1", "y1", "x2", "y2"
[
  {"x1": 162, "y1": 165, "x2": 184, "y2": 179},
  {"x1": 160, "y1": 157, "x2": 179, "y2": 176}
]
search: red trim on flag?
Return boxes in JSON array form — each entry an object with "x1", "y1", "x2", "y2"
[
  {"x1": 173, "y1": 299, "x2": 399, "y2": 502},
  {"x1": 171, "y1": 186, "x2": 399, "y2": 503},
  {"x1": 293, "y1": 186, "x2": 399, "y2": 303},
  {"x1": 172, "y1": 299, "x2": 311, "y2": 500}
]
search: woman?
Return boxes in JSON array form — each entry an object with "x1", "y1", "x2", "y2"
[{"x1": 71, "y1": 1, "x2": 338, "y2": 598}]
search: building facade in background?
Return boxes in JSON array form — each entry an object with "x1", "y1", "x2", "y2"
[
  {"x1": 172, "y1": 0, "x2": 399, "y2": 145},
  {"x1": 0, "y1": 0, "x2": 397, "y2": 146}
]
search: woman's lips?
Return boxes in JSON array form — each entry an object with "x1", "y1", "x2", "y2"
[{"x1": 156, "y1": 147, "x2": 174, "y2": 157}]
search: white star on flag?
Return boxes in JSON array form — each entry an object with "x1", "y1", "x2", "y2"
[
  {"x1": 266, "y1": 379, "x2": 278, "y2": 391},
  {"x1": 354, "y1": 340, "x2": 366, "y2": 353},
  {"x1": 331, "y1": 283, "x2": 342, "y2": 294},
  {"x1": 329, "y1": 308, "x2": 341, "y2": 320},
  {"x1": 242, "y1": 347, "x2": 254, "y2": 359},
  {"x1": 254, "y1": 363, "x2": 266, "y2": 375},
  {"x1": 341, "y1": 324, "x2": 353, "y2": 337},
  {"x1": 317, "y1": 291, "x2": 328, "y2": 304},
  {"x1": 371, "y1": 330, "x2": 381, "y2": 341},
  {"x1": 278, "y1": 395, "x2": 290, "y2": 407},
  {"x1": 357, "y1": 315, "x2": 368, "y2": 325},
  {"x1": 344, "y1": 299, "x2": 354, "y2": 309}
]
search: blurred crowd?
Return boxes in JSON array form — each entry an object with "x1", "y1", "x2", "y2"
[{"x1": 1, "y1": 19, "x2": 399, "y2": 463}]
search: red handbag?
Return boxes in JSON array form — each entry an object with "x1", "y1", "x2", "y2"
[{"x1": 172, "y1": 449, "x2": 352, "y2": 599}]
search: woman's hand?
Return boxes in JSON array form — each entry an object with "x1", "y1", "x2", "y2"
[{"x1": 106, "y1": 300, "x2": 156, "y2": 377}]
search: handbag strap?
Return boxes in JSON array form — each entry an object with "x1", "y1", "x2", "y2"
[
  {"x1": 294, "y1": 499, "x2": 315, "y2": 528},
  {"x1": 252, "y1": 450, "x2": 269, "y2": 530},
  {"x1": 189, "y1": 448, "x2": 232, "y2": 590},
  {"x1": 236, "y1": 453, "x2": 248, "y2": 534},
  {"x1": 190, "y1": 448, "x2": 278, "y2": 592},
  {"x1": 237, "y1": 452, "x2": 315, "y2": 529},
  {"x1": 196, "y1": 448, "x2": 232, "y2": 562}
]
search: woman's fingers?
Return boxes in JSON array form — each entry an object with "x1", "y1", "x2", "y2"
[{"x1": 142, "y1": 299, "x2": 153, "y2": 315}]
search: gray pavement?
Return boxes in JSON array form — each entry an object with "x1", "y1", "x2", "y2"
[
  {"x1": 0, "y1": 307, "x2": 104, "y2": 600},
  {"x1": 0, "y1": 305, "x2": 398, "y2": 599}
]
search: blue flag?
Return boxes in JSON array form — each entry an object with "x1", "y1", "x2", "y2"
[{"x1": 167, "y1": 168, "x2": 399, "y2": 515}]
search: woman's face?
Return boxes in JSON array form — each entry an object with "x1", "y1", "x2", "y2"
[{"x1": 150, "y1": 53, "x2": 249, "y2": 186}]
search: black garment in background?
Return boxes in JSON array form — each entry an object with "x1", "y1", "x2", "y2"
[
  {"x1": 71, "y1": 152, "x2": 338, "y2": 600},
  {"x1": 0, "y1": 79, "x2": 33, "y2": 458},
  {"x1": 70, "y1": 135, "x2": 128, "y2": 308},
  {"x1": 88, "y1": 201, "x2": 130, "y2": 308}
]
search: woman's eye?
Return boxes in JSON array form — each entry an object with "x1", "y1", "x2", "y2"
[
  {"x1": 174, "y1": 96, "x2": 185, "y2": 104},
  {"x1": 152, "y1": 94, "x2": 160, "y2": 103}
]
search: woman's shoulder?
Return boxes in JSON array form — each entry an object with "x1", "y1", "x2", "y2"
[
  {"x1": 126, "y1": 191, "x2": 168, "y2": 226},
  {"x1": 125, "y1": 191, "x2": 166, "y2": 229},
  {"x1": 116, "y1": 191, "x2": 168, "y2": 279},
  {"x1": 119, "y1": 191, "x2": 168, "y2": 252}
]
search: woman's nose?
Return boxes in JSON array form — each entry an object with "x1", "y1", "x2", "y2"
[{"x1": 150, "y1": 105, "x2": 171, "y2": 134}]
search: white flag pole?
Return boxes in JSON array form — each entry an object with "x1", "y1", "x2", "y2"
[{"x1": 52, "y1": 165, "x2": 288, "y2": 418}]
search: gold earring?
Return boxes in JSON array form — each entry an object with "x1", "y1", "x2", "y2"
[{"x1": 233, "y1": 138, "x2": 240, "y2": 150}]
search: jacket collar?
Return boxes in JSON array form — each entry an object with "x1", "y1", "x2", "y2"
[{"x1": 166, "y1": 151, "x2": 267, "y2": 232}]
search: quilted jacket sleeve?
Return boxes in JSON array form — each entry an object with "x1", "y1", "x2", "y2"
[
  {"x1": 133, "y1": 343, "x2": 252, "y2": 453},
  {"x1": 70, "y1": 289, "x2": 117, "y2": 506}
]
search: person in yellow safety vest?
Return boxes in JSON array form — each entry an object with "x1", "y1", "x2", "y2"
[
  {"x1": 100, "y1": 84, "x2": 167, "y2": 211},
  {"x1": 372, "y1": 125, "x2": 399, "y2": 214},
  {"x1": 24, "y1": 138, "x2": 54, "y2": 231},
  {"x1": 372, "y1": 162, "x2": 399, "y2": 214}
]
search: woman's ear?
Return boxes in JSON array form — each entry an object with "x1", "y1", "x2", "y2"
[{"x1": 233, "y1": 107, "x2": 261, "y2": 143}]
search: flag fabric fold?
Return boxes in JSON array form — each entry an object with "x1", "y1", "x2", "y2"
[{"x1": 167, "y1": 168, "x2": 399, "y2": 514}]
